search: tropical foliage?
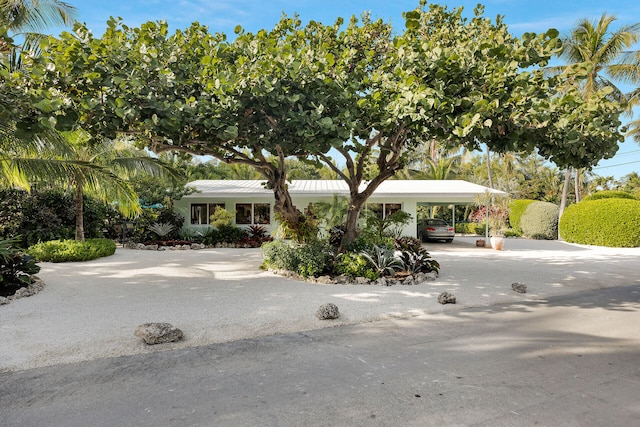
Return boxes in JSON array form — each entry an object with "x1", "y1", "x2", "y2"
[
  {"x1": 2, "y1": 1, "x2": 637, "y2": 254},
  {"x1": 548, "y1": 13, "x2": 640, "y2": 212},
  {"x1": 0, "y1": 188, "x2": 119, "y2": 245},
  {"x1": 1, "y1": 236, "x2": 39, "y2": 288}
]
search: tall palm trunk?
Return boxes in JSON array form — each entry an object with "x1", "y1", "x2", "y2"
[
  {"x1": 574, "y1": 168, "x2": 581, "y2": 203},
  {"x1": 485, "y1": 145, "x2": 494, "y2": 189},
  {"x1": 75, "y1": 178, "x2": 85, "y2": 241},
  {"x1": 559, "y1": 167, "x2": 572, "y2": 219}
]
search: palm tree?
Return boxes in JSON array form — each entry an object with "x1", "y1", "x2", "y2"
[
  {"x1": 549, "y1": 13, "x2": 640, "y2": 214},
  {"x1": 1, "y1": 0, "x2": 76, "y2": 30},
  {"x1": 1, "y1": 0, "x2": 79, "y2": 185},
  {"x1": 310, "y1": 193, "x2": 349, "y2": 230},
  {"x1": 64, "y1": 132, "x2": 182, "y2": 241},
  {"x1": 626, "y1": 88, "x2": 640, "y2": 144},
  {"x1": 402, "y1": 142, "x2": 460, "y2": 180},
  {"x1": 3, "y1": 3, "x2": 166, "y2": 243},
  {"x1": 1, "y1": 0, "x2": 77, "y2": 70},
  {"x1": 2, "y1": 130, "x2": 182, "y2": 241}
]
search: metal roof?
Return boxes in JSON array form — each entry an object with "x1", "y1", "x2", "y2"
[{"x1": 184, "y1": 180, "x2": 506, "y2": 203}]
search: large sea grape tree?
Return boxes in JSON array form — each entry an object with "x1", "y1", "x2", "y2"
[
  {"x1": 4, "y1": 2, "x2": 627, "y2": 248},
  {"x1": 308, "y1": 4, "x2": 625, "y2": 246},
  {"x1": 8, "y1": 16, "x2": 355, "y2": 234}
]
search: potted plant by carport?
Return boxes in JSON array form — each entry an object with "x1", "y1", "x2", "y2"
[
  {"x1": 489, "y1": 228, "x2": 506, "y2": 250},
  {"x1": 488, "y1": 197, "x2": 510, "y2": 250}
]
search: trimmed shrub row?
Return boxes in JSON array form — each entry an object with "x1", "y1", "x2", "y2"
[
  {"x1": 581, "y1": 191, "x2": 636, "y2": 202},
  {"x1": 560, "y1": 198, "x2": 640, "y2": 247},
  {"x1": 454, "y1": 222, "x2": 486, "y2": 235}
]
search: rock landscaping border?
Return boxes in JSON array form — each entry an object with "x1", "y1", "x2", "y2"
[
  {"x1": 124, "y1": 242, "x2": 206, "y2": 250},
  {"x1": 269, "y1": 269, "x2": 438, "y2": 286},
  {"x1": 0, "y1": 276, "x2": 46, "y2": 306},
  {"x1": 123, "y1": 242, "x2": 261, "y2": 250}
]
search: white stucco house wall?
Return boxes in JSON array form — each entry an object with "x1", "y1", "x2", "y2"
[{"x1": 174, "y1": 179, "x2": 505, "y2": 238}]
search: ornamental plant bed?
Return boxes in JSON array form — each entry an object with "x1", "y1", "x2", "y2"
[{"x1": 142, "y1": 239, "x2": 193, "y2": 247}]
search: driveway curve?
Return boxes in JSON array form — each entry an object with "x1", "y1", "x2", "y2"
[{"x1": 1, "y1": 236, "x2": 639, "y2": 372}]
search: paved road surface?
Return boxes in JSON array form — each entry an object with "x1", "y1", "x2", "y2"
[{"x1": 2, "y1": 284, "x2": 639, "y2": 426}]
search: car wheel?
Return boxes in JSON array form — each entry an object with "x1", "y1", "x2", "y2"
[{"x1": 446, "y1": 239, "x2": 453, "y2": 243}]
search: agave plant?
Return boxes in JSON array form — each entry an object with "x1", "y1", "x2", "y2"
[
  {"x1": 360, "y1": 244, "x2": 405, "y2": 276},
  {"x1": 148, "y1": 222, "x2": 175, "y2": 238}
]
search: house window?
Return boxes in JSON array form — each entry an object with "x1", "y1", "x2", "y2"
[
  {"x1": 385, "y1": 203, "x2": 402, "y2": 218},
  {"x1": 235, "y1": 204, "x2": 253, "y2": 225},
  {"x1": 191, "y1": 204, "x2": 207, "y2": 225},
  {"x1": 367, "y1": 203, "x2": 402, "y2": 219},
  {"x1": 254, "y1": 203, "x2": 271, "y2": 224},
  {"x1": 235, "y1": 203, "x2": 271, "y2": 225},
  {"x1": 190, "y1": 203, "x2": 225, "y2": 225},
  {"x1": 369, "y1": 203, "x2": 384, "y2": 219}
]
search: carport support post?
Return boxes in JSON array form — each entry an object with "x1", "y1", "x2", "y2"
[
  {"x1": 451, "y1": 205, "x2": 456, "y2": 233},
  {"x1": 484, "y1": 200, "x2": 489, "y2": 244}
]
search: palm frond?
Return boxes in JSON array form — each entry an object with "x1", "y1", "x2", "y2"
[
  {"x1": 610, "y1": 50, "x2": 640, "y2": 84},
  {"x1": 1, "y1": 0, "x2": 77, "y2": 32},
  {"x1": 626, "y1": 119, "x2": 640, "y2": 144},
  {"x1": 79, "y1": 167, "x2": 141, "y2": 218},
  {"x1": 0, "y1": 157, "x2": 90, "y2": 189}
]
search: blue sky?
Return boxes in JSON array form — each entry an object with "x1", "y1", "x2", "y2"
[{"x1": 53, "y1": 1, "x2": 640, "y2": 179}]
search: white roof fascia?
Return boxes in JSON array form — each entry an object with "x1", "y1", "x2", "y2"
[{"x1": 183, "y1": 180, "x2": 506, "y2": 202}]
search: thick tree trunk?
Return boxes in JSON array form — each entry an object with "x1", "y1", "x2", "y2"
[
  {"x1": 271, "y1": 172, "x2": 302, "y2": 229},
  {"x1": 341, "y1": 193, "x2": 368, "y2": 250},
  {"x1": 262, "y1": 162, "x2": 306, "y2": 241},
  {"x1": 75, "y1": 181, "x2": 85, "y2": 241},
  {"x1": 339, "y1": 169, "x2": 400, "y2": 250}
]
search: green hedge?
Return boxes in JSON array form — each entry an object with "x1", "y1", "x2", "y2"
[
  {"x1": 454, "y1": 222, "x2": 486, "y2": 235},
  {"x1": 581, "y1": 191, "x2": 636, "y2": 202},
  {"x1": 520, "y1": 201, "x2": 560, "y2": 240},
  {"x1": 28, "y1": 238, "x2": 116, "y2": 262},
  {"x1": 509, "y1": 199, "x2": 536, "y2": 234},
  {"x1": 559, "y1": 199, "x2": 640, "y2": 247}
]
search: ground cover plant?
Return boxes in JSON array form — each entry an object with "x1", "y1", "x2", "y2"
[{"x1": 28, "y1": 238, "x2": 116, "y2": 262}]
